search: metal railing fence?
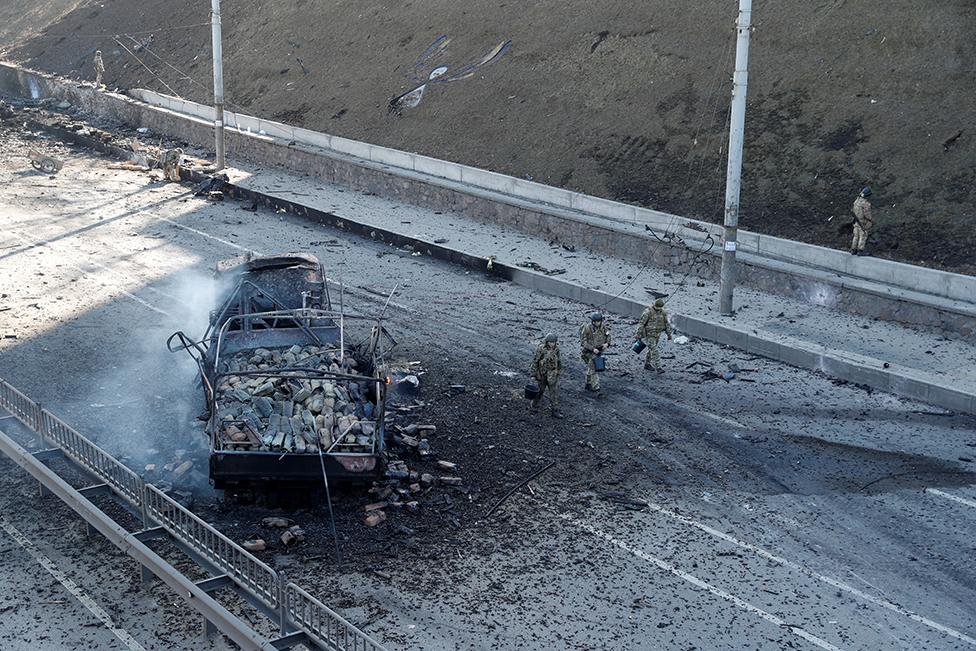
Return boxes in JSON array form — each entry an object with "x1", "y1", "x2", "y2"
[
  {"x1": 144, "y1": 483, "x2": 279, "y2": 609},
  {"x1": 285, "y1": 583, "x2": 386, "y2": 651},
  {"x1": 0, "y1": 377, "x2": 386, "y2": 651}
]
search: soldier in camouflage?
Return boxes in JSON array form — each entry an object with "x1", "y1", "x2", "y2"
[
  {"x1": 851, "y1": 186, "x2": 874, "y2": 255},
  {"x1": 635, "y1": 298, "x2": 673, "y2": 372},
  {"x1": 530, "y1": 333, "x2": 563, "y2": 418},
  {"x1": 93, "y1": 50, "x2": 105, "y2": 88},
  {"x1": 580, "y1": 312, "x2": 610, "y2": 392}
]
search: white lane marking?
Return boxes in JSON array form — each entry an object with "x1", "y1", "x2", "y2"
[
  {"x1": 700, "y1": 410, "x2": 746, "y2": 429},
  {"x1": 559, "y1": 513, "x2": 843, "y2": 651},
  {"x1": 641, "y1": 499, "x2": 976, "y2": 647},
  {"x1": 156, "y1": 215, "x2": 262, "y2": 255},
  {"x1": 0, "y1": 516, "x2": 148, "y2": 651},
  {"x1": 926, "y1": 488, "x2": 976, "y2": 511},
  {"x1": 9, "y1": 231, "x2": 171, "y2": 317}
]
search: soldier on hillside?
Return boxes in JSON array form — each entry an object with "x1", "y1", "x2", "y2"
[
  {"x1": 580, "y1": 312, "x2": 610, "y2": 393},
  {"x1": 851, "y1": 186, "x2": 874, "y2": 255},
  {"x1": 93, "y1": 50, "x2": 105, "y2": 88},
  {"x1": 529, "y1": 333, "x2": 563, "y2": 418},
  {"x1": 635, "y1": 298, "x2": 673, "y2": 372}
]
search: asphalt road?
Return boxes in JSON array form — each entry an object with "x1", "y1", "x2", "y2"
[
  {"x1": 0, "y1": 446, "x2": 234, "y2": 651},
  {"x1": 0, "y1": 124, "x2": 974, "y2": 650}
]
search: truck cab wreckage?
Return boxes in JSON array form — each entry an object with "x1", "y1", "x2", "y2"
[{"x1": 169, "y1": 252, "x2": 396, "y2": 491}]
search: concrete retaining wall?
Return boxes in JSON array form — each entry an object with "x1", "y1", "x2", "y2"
[
  {"x1": 126, "y1": 88, "x2": 976, "y2": 308},
  {"x1": 2, "y1": 63, "x2": 974, "y2": 340}
]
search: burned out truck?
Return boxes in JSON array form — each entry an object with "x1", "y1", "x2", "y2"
[{"x1": 168, "y1": 253, "x2": 395, "y2": 491}]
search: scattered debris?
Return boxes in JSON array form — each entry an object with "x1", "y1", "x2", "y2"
[
  {"x1": 261, "y1": 517, "x2": 293, "y2": 528},
  {"x1": 280, "y1": 525, "x2": 306, "y2": 546},
  {"x1": 194, "y1": 173, "x2": 229, "y2": 197},
  {"x1": 942, "y1": 129, "x2": 963, "y2": 151},
  {"x1": 172, "y1": 460, "x2": 193, "y2": 477},
  {"x1": 27, "y1": 149, "x2": 63, "y2": 174},
  {"x1": 107, "y1": 161, "x2": 150, "y2": 172},
  {"x1": 396, "y1": 374, "x2": 420, "y2": 391},
  {"x1": 242, "y1": 538, "x2": 267, "y2": 552},
  {"x1": 517, "y1": 261, "x2": 567, "y2": 276},
  {"x1": 485, "y1": 461, "x2": 556, "y2": 517},
  {"x1": 364, "y1": 511, "x2": 387, "y2": 527}
]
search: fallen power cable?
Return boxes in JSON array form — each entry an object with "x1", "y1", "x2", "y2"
[{"x1": 484, "y1": 460, "x2": 556, "y2": 518}]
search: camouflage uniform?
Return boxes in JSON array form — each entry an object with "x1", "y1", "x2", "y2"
[
  {"x1": 635, "y1": 304, "x2": 673, "y2": 371},
  {"x1": 530, "y1": 342, "x2": 562, "y2": 414},
  {"x1": 161, "y1": 148, "x2": 183, "y2": 182},
  {"x1": 580, "y1": 320, "x2": 610, "y2": 391},
  {"x1": 94, "y1": 51, "x2": 105, "y2": 87},
  {"x1": 851, "y1": 195, "x2": 874, "y2": 253}
]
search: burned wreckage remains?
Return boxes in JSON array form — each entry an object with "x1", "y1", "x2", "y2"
[{"x1": 169, "y1": 253, "x2": 395, "y2": 489}]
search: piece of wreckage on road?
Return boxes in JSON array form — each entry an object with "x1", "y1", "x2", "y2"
[{"x1": 168, "y1": 252, "x2": 396, "y2": 490}]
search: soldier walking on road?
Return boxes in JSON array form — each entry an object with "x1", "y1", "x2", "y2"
[
  {"x1": 850, "y1": 186, "x2": 874, "y2": 255},
  {"x1": 530, "y1": 333, "x2": 563, "y2": 418},
  {"x1": 580, "y1": 312, "x2": 610, "y2": 393},
  {"x1": 93, "y1": 50, "x2": 105, "y2": 88},
  {"x1": 635, "y1": 298, "x2": 673, "y2": 372}
]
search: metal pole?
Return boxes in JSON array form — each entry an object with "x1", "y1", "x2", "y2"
[
  {"x1": 718, "y1": 0, "x2": 752, "y2": 315},
  {"x1": 210, "y1": 0, "x2": 226, "y2": 170}
]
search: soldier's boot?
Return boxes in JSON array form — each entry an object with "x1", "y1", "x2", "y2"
[
  {"x1": 644, "y1": 348, "x2": 659, "y2": 371},
  {"x1": 530, "y1": 398, "x2": 540, "y2": 410}
]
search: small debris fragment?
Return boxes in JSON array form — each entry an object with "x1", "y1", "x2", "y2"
[
  {"x1": 243, "y1": 538, "x2": 267, "y2": 552},
  {"x1": 280, "y1": 525, "x2": 306, "y2": 546},
  {"x1": 365, "y1": 511, "x2": 388, "y2": 527},
  {"x1": 172, "y1": 460, "x2": 194, "y2": 477}
]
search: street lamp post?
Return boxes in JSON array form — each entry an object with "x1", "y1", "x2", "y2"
[
  {"x1": 210, "y1": 0, "x2": 225, "y2": 170},
  {"x1": 718, "y1": 0, "x2": 753, "y2": 315}
]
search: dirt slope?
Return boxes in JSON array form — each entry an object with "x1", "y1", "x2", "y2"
[{"x1": 2, "y1": 0, "x2": 974, "y2": 273}]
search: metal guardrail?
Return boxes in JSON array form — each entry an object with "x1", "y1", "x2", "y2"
[
  {"x1": 285, "y1": 583, "x2": 386, "y2": 651},
  {"x1": 41, "y1": 410, "x2": 145, "y2": 509},
  {"x1": 144, "y1": 483, "x2": 279, "y2": 609},
  {"x1": 0, "y1": 381, "x2": 42, "y2": 431},
  {"x1": 0, "y1": 377, "x2": 386, "y2": 651}
]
